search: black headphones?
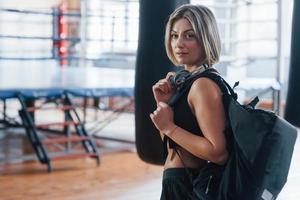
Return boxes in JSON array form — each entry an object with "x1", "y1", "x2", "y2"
[
  {"x1": 169, "y1": 64, "x2": 209, "y2": 89},
  {"x1": 169, "y1": 69, "x2": 191, "y2": 89}
]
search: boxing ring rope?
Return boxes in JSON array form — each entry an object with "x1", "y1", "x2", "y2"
[{"x1": 0, "y1": 4, "x2": 139, "y2": 66}]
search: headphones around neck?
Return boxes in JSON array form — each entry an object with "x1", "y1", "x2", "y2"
[{"x1": 169, "y1": 64, "x2": 209, "y2": 89}]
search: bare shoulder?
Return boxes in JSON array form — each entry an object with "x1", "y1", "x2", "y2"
[
  {"x1": 187, "y1": 77, "x2": 225, "y2": 129},
  {"x1": 189, "y1": 77, "x2": 222, "y2": 99}
]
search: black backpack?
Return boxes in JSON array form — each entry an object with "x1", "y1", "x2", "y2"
[{"x1": 168, "y1": 68, "x2": 298, "y2": 200}]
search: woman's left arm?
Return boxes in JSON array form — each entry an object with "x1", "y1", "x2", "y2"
[{"x1": 183, "y1": 78, "x2": 228, "y2": 164}]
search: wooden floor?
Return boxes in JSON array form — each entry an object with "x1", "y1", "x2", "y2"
[
  {"x1": 0, "y1": 111, "x2": 164, "y2": 200},
  {"x1": 0, "y1": 151, "x2": 163, "y2": 200}
]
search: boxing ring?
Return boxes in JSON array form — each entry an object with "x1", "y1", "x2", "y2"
[
  {"x1": 0, "y1": 65, "x2": 134, "y2": 172},
  {"x1": 0, "y1": 65, "x2": 134, "y2": 130}
]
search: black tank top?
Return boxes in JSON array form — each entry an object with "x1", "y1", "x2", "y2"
[
  {"x1": 173, "y1": 83, "x2": 203, "y2": 137},
  {"x1": 165, "y1": 78, "x2": 204, "y2": 151},
  {"x1": 164, "y1": 66, "x2": 216, "y2": 153}
]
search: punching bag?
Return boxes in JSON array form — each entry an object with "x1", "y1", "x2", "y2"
[
  {"x1": 285, "y1": 1, "x2": 300, "y2": 127},
  {"x1": 135, "y1": 0, "x2": 188, "y2": 165}
]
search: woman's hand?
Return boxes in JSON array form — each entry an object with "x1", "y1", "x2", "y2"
[
  {"x1": 150, "y1": 102, "x2": 175, "y2": 133},
  {"x1": 152, "y1": 72, "x2": 175, "y2": 104}
]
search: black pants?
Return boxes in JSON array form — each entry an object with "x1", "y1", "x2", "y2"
[
  {"x1": 160, "y1": 165, "x2": 223, "y2": 200},
  {"x1": 160, "y1": 168, "x2": 198, "y2": 200}
]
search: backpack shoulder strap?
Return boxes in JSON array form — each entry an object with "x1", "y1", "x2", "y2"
[
  {"x1": 199, "y1": 70, "x2": 262, "y2": 109},
  {"x1": 168, "y1": 68, "x2": 237, "y2": 107},
  {"x1": 197, "y1": 69, "x2": 238, "y2": 100}
]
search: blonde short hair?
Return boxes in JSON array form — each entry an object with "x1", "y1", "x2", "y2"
[{"x1": 165, "y1": 4, "x2": 221, "y2": 67}]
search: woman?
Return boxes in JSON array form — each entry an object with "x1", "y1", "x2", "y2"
[{"x1": 150, "y1": 4, "x2": 228, "y2": 199}]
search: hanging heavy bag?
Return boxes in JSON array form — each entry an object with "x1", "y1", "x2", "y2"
[{"x1": 167, "y1": 68, "x2": 297, "y2": 200}]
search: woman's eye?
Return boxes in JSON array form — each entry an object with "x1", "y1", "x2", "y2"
[
  {"x1": 186, "y1": 33, "x2": 195, "y2": 39},
  {"x1": 171, "y1": 34, "x2": 178, "y2": 39}
]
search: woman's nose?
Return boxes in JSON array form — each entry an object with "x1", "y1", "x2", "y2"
[{"x1": 176, "y1": 36, "x2": 184, "y2": 48}]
